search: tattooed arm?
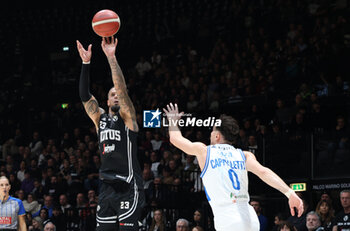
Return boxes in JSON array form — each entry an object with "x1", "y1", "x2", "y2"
[
  {"x1": 101, "y1": 36, "x2": 138, "y2": 132},
  {"x1": 82, "y1": 96, "x2": 104, "y2": 130},
  {"x1": 77, "y1": 40, "x2": 103, "y2": 130}
]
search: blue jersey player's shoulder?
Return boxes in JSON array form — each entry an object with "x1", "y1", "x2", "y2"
[{"x1": 9, "y1": 196, "x2": 26, "y2": 216}]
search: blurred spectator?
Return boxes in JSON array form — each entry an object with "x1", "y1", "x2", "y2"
[
  {"x1": 136, "y1": 56, "x2": 152, "y2": 77},
  {"x1": 40, "y1": 170, "x2": 49, "y2": 189},
  {"x1": 328, "y1": 115, "x2": 349, "y2": 152},
  {"x1": 43, "y1": 222, "x2": 56, "y2": 231},
  {"x1": 183, "y1": 155, "x2": 196, "y2": 172},
  {"x1": 288, "y1": 112, "x2": 309, "y2": 141},
  {"x1": 191, "y1": 209, "x2": 205, "y2": 229},
  {"x1": 16, "y1": 189, "x2": 25, "y2": 201},
  {"x1": 44, "y1": 175, "x2": 67, "y2": 202},
  {"x1": 5, "y1": 155, "x2": 18, "y2": 173},
  {"x1": 319, "y1": 192, "x2": 333, "y2": 205},
  {"x1": 38, "y1": 207, "x2": 51, "y2": 226},
  {"x1": 149, "y1": 209, "x2": 166, "y2": 231},
  {"x1": 159, "y1": 150, "x2": 173, "y2": 171},
  {"x1": 208, "y1": 92, "x2": 220, "y2": 112},
  {"x1": 148, "y1": 177, "x2": 165, "y2": 206},
  {"x1": 250, "y1": 200, "x2": 268, "y2": 231},
  {"x1": 23, "y1": 193, "x2": 41, "y2": 215},
  {"x1": 1, "y1": 139, "x2": 18, "y2": 161},
  {"x1": 29, "y1": 216, "x2": 43, "y2": 231},
  {"x1": 308, "y1": 102, "x2": 327, "y2": 132},
  {"x1": 87, "y1": 189, "x2": 97, "y2": 205},
  {"x1": 333, "y1": 190, "x2": 350, "y2": 231},
  {"x1": 61, "y1": 132, "x2": 73, "y2": 150},
  {"x1": 305, "y1": 211, "x2": 324, "y2": 231},
  {"x1": 277, "y1": 221, "x2": 297, "y2": 231},
  {"x1": 85, "y1": 201, "x2": 97, "y2": 231},
  {"x1": 17, "y1": 160, "x2": 26, "y2": 182},
  {"x1": 51, "y1": 206, "x2": 67, "y2": 231},
  {"x1": 275, "y1": 99, "x2": 292, "y2": 126},
  {"x1": 38, "y1": 148, "x2": 49, "y2": 168},
  {"x1": 315, "y1": 200, "x2": 334, "y2": 231},
  {"x1": 33, "y1": 195, "x2": 54, "y2": 218},
  {"x1": 176, "y1": 218, "x2": 190, "y2": 231},
  {"x1": 59, "y1": 194, "x2": 72, "y2": 215},
  {"x1": 29, "y1": 158, "x2": 41, "y2": 181},
  {"x1": 236, "y1": 129, "x2": 249, "y2": 149},
  {"x1": 272, "y1": 213, "x2": 286, "y2": 231},
  {"x1": 75, "y1": 192, "x2": 90, "y2": 220},
  {"x1": 31, "y1": 179, "x2": 44, "y2": 201},
  {"x1": 162, "y1": 166, "x2": 174, "y2": 185},
  {"x1": 247, "y1": 135, "x2": 258, "y2": 155},
  {"x1": 168, "y1": 159, "x2": 182, "y2": 179},
  {"x1": 25, "y1": 212, "x2": 33, "y2": 228},
  {"x1": 29, "y1": 131, "x2": 43, "y2": 156},
  {"x1": 66, "y1": 208, "x2": 80, "y2": 231},
  {"x1": 187, "y1": 94, "x2": 199, "y2": 112},
  {"x1": 84, "y1": 155, "x2": 100, "y2": 192},
  {"x1": 21, "y1": 170, "x2": 35, "y2": 195},
  {"x1": 141, "y1": 131, "x2": 153, "y2": 151},
  {"x1": 150, "y1": 150, "x2": 161, "y2": 178},
  {"x1": 143, "y1": 167, "x2": 154, "y2": 193},
  {"x1": 151, "y1": 133, "x2": 163, "y2": 151},
  {"x1": 9, "y1": 173, "x2": 21, "y2": 195},
  {"x1": 191, "y1": 226, "x2": 204, "y2": 231}
]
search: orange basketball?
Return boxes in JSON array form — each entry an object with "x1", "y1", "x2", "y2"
[{"x1": 92, "y1": 9, "x2": 121, "y2": 37}]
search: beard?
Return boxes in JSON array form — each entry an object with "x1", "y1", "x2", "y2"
[{"x1": 111, "y1": 105, "x2": 120, "y2": 113}]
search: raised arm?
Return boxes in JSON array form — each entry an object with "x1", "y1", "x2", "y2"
[
  {"x1": 76, "y1": 40, "x2": 103, "y2": 130},
  {"x1": 244, "y1": 151, "x2": 304, "y2": 217},
  {"x1": 163, "y1": 103, "x2": 207, "y2": 169},
  {"x1": 101, "y1": 36, "x2": 138, "y2": 132}
]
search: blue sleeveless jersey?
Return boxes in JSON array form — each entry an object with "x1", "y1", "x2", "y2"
[{"x1": 200, "y1": 144, "x2": 249, "y2": 206}]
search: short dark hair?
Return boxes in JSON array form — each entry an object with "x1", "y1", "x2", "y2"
[
  {"x1": 278, "y1": 221, "x2": 295, "y2": 231},
  {"x1": 215, "y1": 114, "x2": 239, "y2": 144}
]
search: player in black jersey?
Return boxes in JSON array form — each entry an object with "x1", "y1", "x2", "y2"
[{"x1": 76, "y1": 36, "x2": 145, "y2": 231}]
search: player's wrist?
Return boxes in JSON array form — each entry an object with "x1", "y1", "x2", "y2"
[
  {"x1": 284, "y1": 188, "x2": 294, "y2": 199},
  {"x1": 83, "y1": 61, "x2": 91, "y2": 64}
]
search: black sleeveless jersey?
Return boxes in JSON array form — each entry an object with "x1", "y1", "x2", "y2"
[{"x1": 97, "y1": 112, "x2": 142, "y2": 187}]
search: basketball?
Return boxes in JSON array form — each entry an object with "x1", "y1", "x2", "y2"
[{"x1": 92, "y1": 9, "x2": 121, "y2": 37}]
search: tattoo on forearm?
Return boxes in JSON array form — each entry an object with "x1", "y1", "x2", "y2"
[
  {"x1": 86, "y1": 99, "x2": 99, "y2": 115},
  {"x1": 107, "y1": 57, "x2": 137, "y2": 125},
  {"x1": 108, "y1": 57, "x2": 126, "y2": 87}
]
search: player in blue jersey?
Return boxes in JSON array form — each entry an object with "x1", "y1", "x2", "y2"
[
  {"x1": 163, "y1": 103, "x2": 304, "y2": 231},
  {"x1": 0, "y1": 176, "x2": 27, "y2": 231}
]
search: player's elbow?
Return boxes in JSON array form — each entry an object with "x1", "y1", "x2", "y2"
[{"x1": 256, "y1": 166, "x2": 270, "y2": 177}]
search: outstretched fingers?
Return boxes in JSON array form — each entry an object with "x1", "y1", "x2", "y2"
[
  {"x1": 290, "y1": 207, "x2": 295, "y2": 217},
  {"x1": 297, "y1": 203, "x2": 304, "y2": 217},
  {"x1": 167, "y1": 104, "x2": 172, "y2": 112},
  {"x1": 76, "y1": 40, "x2": 81, "y2": 48},
  {"x1": 76, "y1": 40, "x2": 84, "y2": 51}
]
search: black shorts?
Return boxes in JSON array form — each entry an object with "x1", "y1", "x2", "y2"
[{"x1": 96, "y1": 179, "x2": 145, "y2": 231}]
